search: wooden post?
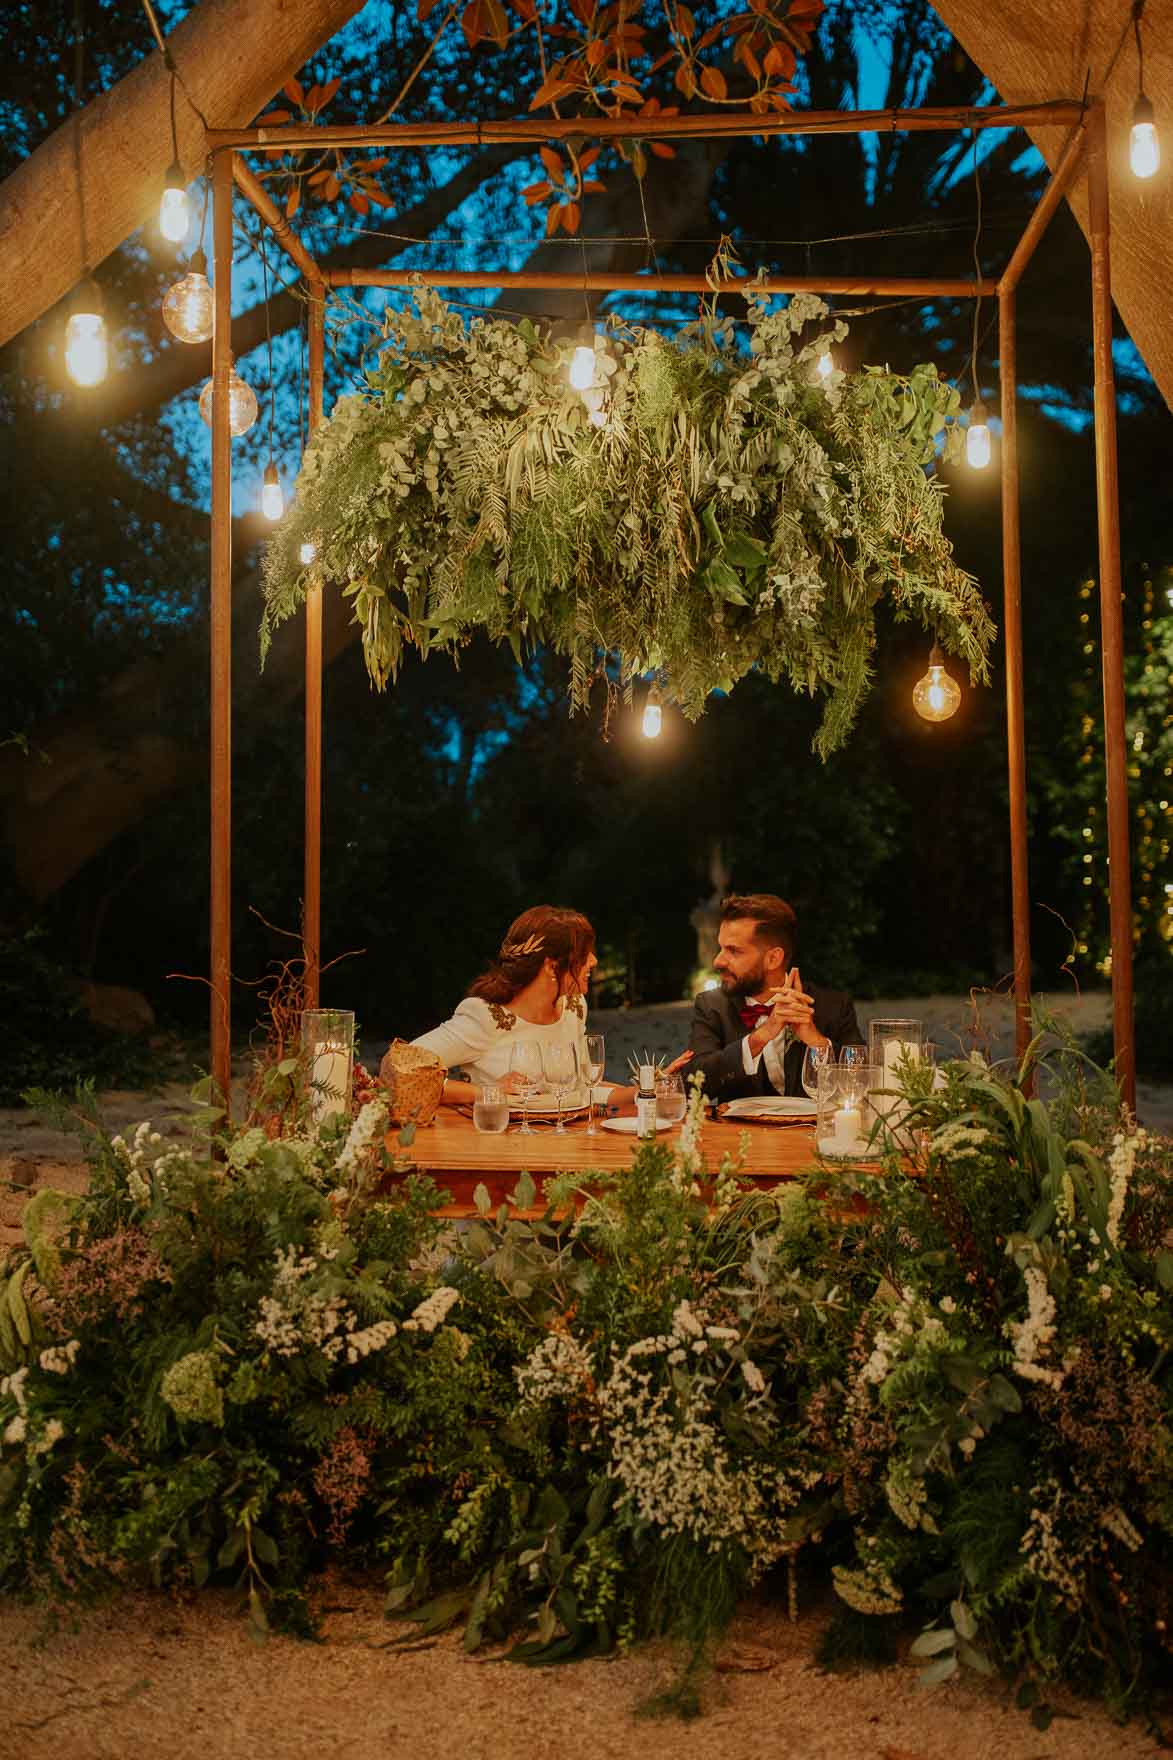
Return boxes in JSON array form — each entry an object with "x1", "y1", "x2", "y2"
[
  {"x1": 998, "y1": 286, "x2": 1032, "y2": 1067},
  {"x1": 1086, "y1": 103, "x2": 1136, "y2": 1113},
  {"x1": 304, "y1": 289, "x2": 325, "y2": 1009},
  {"x1": 210, "y1": 150, "x2": 234, "y2": 1109}
]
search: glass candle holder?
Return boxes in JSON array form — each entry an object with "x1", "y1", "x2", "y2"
[{"x1": 301, "y1": 1008, "x2": 355, "y2": 1122}]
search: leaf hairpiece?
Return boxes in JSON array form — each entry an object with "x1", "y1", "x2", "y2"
[{"x1": 499, "y1": 933, "x2": 545, "y2": 961}]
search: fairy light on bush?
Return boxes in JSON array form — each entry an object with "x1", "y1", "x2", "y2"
[
  {"x1": 912, "y1": 642, "x2": 962, "y2": 722},
  {"x1": 569, "y1": 344, "x2": 596, "y2": 391},
  {"x1": 1130, "y1": 1, "x2": 1160, "y2": 178},
  {"x1": 299, "y1": 540, "x2": 317, "y2": 565},
  {"x1": 816, "y1": 348, "x2": 833, "y2": 380}
]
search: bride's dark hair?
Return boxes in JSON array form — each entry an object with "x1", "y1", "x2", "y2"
[{"x1": 467, "y1": 906, "x2": 596, "y2": 1005}]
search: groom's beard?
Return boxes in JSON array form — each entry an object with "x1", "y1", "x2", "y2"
[{"x1": 719, "y1": 956, "x2": 771, "y2": 998}]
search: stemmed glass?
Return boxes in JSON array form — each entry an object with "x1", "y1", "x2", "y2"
[
  {"x1": 509, "y1": 1040, "x2": 543, "y2": 1135},
  {"x1": 801, "y1": 1042, "x2": 836, "y2": 1100},
  {"x1": 543, "y1": 1040, "x2": 579, "y2": 1136},
  {"x1": 839, "y1": 1044, "x2": 867, "y2": 1071},
  {"x1": 583, "y1": 1032, "x2": 606, "y2": 1136}
]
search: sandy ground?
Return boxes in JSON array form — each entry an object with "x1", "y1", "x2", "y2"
[{"x1": 0, "y1": 1584, "x2": 1165, "y2": 1760}]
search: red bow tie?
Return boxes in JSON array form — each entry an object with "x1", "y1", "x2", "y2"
[{"x1": 738, "y1": 1001, "x2": 773, "y2": 1029}]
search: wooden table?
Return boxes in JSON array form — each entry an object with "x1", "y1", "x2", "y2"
[{"x1": 383, "y1": 1107, "x2": 828, "y2": 1216}]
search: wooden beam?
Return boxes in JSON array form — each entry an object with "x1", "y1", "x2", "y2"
[
  {"x1": 303, "y1": 291, "x2": 325, "y2": 1012},
  {"x1": 999, "y1": 285, "x2": 1033, "y2": 1070},
  {"x1": 327, "y1": 268, "x2": 996, "y2": 298},
  {"x1": 998, "y1": 120, "x2": 1088, "y2": 295},
  {"x1": 206, "y1": 100, "x2": 1086, "y2": 154},
  {"x1": 1086, "y1": 103, "x2": 1136, "y2": 1113},
  {"x1": 232, "y1": 153, "x2": 324, "y2": 291},
  {"x1": 210, "y1": 150, "x2": 234, "y2": 1111}
]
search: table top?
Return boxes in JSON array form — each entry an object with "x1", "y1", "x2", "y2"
[{"x1": 382, "y1": 1106, "x2": 832, "y2": 1215}]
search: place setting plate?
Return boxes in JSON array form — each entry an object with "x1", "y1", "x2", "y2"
[{"x1": 718, "y1": 1097, "x2": 818, "y2": 1126}]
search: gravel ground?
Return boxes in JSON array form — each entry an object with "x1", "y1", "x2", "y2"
[{"x1": 1, "y1": 1586, "x2": 1165, "y2": 1760}]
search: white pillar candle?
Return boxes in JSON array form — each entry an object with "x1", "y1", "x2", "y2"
[
  {"x1": 883, "y1": 1039, "x2": 911, "y2": 1080},
  {"x1": 311, "y1": 1044, "x2": 351, "y2": 1121},
  {"x1": 833, "y1": 1104, "x2": 861, "y2": 1145}
]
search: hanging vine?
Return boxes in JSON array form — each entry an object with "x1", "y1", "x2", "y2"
[{"x1": 261, "y1": 287, "x2": 994, "y2": 755}]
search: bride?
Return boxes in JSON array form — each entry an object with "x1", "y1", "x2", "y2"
[{"x1": 398, "y1": 905, "x2": 688, "y2": 1110}]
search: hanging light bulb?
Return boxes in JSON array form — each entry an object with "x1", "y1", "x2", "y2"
[
  {"x1": 159, "y1": 160, "x2": 190, "y2": 244},
  {"x1": 588, "y1": 407, "x2": 607, "y2": 429},
  {"x1": 299, "y1": 540, "x2": 318, "y2": 565},
  {"x1": 965, "y1": 399, "x2": 991, "y2": 469},
  {"x1": 815, "y1": 348, "x2": 833, "y2": 380},
  {"x1": 569, "y1": 344, "x2": 596, "y2": 391},
  {"x1": 912, "y1": 643, "x2": 962, "y2": 723},
  {"x1": 641, "y1": 681, "x2": 663, "y2": 739},
  {"x1": 64, "y1": 277, "x2": 108, "y2": 387},
  {"x1": 198, "y1": 358, "x2": 258, "y2": 436},
  {"x1": 261, "y1": 462, "x2": 284, "y2": 521},
  {"x1": 1130, "y1": 94, "x2": 1160, "y2": 178},
  {"x1": 162, "y1": 246, "x2": 213, "y2": 344}
]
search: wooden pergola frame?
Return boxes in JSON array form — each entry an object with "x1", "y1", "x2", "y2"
[{"x1": 201, "y1": 98, "x2": 1136, "y2": 1112}]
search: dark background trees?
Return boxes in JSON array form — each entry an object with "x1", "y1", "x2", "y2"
[{"x1": 2, "y1": 0, "x2": 1170, "y2": 1062}]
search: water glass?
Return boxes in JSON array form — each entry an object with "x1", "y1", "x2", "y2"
[
  {"x1": 583, "y1": 1032, "x2": 606, "y2": 1136},
  {"x1": 838, "y1": 1044, "x2": 867, "y2": 1071},
  {"x1": 509, "y1": 1040, "x2": 544, "y2": 1135},
  {"x1": 473, "y1": 1084, "x2": 510, "y2": 1134},
  {"x1": 655, "y1": 1071, "x2": 687, "y2": 1126},
  {"x1": 543, "y1": 1040, "x2": 579, "y2": 1135}
]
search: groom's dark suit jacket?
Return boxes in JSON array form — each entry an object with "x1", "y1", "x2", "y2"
[{"x1": 688, "y1": 985, "x2": 865, "y2": 1103}]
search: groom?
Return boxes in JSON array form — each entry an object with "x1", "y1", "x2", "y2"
[{"x1": 688, "y1": 893, "x2": 864, "y2": 1103}]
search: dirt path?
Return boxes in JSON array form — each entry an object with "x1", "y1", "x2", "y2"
[{"x1": 1, "y1": 1586, "x2": 1163, "y2": 1760}]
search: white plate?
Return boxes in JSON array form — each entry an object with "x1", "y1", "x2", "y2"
[
  {"x1": 600, "y1": 1116, "x2": 674, "y2": 1135},
  {"x1": 723, "y1": 1096, "x2": 817, "y2": 1120},
  {"x1": 509, "y1": 1091, "x2": 589, "y2": 1117}
]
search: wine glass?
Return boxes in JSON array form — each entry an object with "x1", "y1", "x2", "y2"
[
  {"x1": 509, "y1": 1040, "x2": 543, "y2": 1135},
  {"x1": 543, "y1": 1040, "x2": 579, "y2": 1135},
  {"x1": 801, "y1": 1042, "x2": 836, "y2": 1100},
  {"x1": 655, "y1": 1071, "x2": 687, "y2": 1126},
  {"x1": 583, "y1": 1032, "x2": 606, "y2": 1136},
  {"x1": 839, "y1": 1044, "x2": 867, "y2": 1071}
]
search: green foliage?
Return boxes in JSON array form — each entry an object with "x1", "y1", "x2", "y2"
[
  {"x1": 2, "y1": 1044, "x2": 1171, "y2": 1722},
  {"x1": 262, "y1": 291, "x2": 993, "y2": 757}
]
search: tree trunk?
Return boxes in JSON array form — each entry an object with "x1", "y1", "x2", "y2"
[
  {"x1": 932, "y1": 0, "x2": 1173, "y2": 412},
  {"x1": 0, "y1": 0, "x2": 366, "y2": 350},
  {"x1": 0, "y1": 546, "x2": 360, "y2": 905}
]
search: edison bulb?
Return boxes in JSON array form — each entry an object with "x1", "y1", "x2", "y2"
[
  {"x1": 65, "y1": 308, "x2": 108, "y2": 387},
  {"x1": 913, "y1": 647, "x2": 962, "y2": 723},
  {"x1": 198, "y1": 364, "x2": 258, "y2": 436},
  {"x1": 815, "y1": 349, "x2": 833, "y2": 379},
  {"x1": 569, "y1": 345, "x2": 595, "y2": 390},
  {"x1": 966, "y1": 400, "x2": 991, "y2": 469},
  {"x1": 299, "y1": 540, "x2": 317, "y2": 565},
  {"x1": 642, "y1": 685, "x2": 663, "y2": 739},
  {"x1": 160, "y1": 163, "x2": 190, "y2": 244},
  {"x1": 261, "y1": 462, "x2": 284, "y2": 521},
  {"x1": 1130, "y1": 97, "x2": 1160, "y2": 178},
  {"x1": 162, "y1": 250, "x2": 213, "y2": 344}
]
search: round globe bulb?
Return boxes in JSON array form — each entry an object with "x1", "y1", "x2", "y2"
[
  {"x1": 159, "y1": 164, "x2": 190, "y2": 245},
  {"x1": 261, "y1": 463, "x2": 284, "y2": 521},
  {"x1": 199, "y1": 365, "x2": 258, "y2": 437},
  {"x1": 569, "y1": 345, "x2": 596, "y2": 391},
  {"x1": 299, "y1": 540, "x2": 317, "y2": 565},
  {"x1": 913, "y1": 648, "x2": 962, "y2": 723},
  {"x1": 65, "y1": 308, "x2": 108, "y2": 387},
  {"x1": 1130, "y1": 119, "x2": 1160, "y2": 179},
  {"x1": 162, "y1": 258, "x2": 213, "y2": 344}
]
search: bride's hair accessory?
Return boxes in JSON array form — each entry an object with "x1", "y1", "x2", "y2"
[{"x1": 499, "y1": 933, "x2": 545, "y2": 962}]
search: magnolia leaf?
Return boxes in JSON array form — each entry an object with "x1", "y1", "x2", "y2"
[
  {"x1": 917, "y1": 1653, "x2": 959, "y2": 1687},
  {"x1": 473, "y1": 1182, "x2": 492, "y2": 1215},
  {"x1": 950, "y1": 1598, "x2": 977, "y2": 1639},
  {"x1": 909, "y1": 1626, "x2": 956, "y2": 1658}
]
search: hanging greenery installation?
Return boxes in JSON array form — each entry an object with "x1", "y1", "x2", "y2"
[{"x1": 261, "y1": 288, "x2": 995, "y2": 754}]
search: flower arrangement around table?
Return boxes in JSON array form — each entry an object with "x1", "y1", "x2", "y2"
[{"x1": 1, "y1": 1029, "x2": 1170, "y2": 1728}]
